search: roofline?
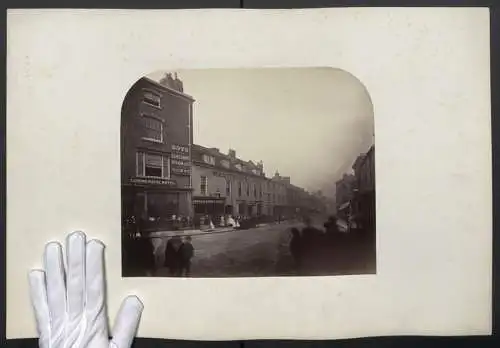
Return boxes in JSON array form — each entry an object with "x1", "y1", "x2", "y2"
[
  {"x1": 356, "y1": 145, "x2": 375, "y2": 167},
  {"x1": 192, "y1": 160, "x2": 271, "y2": 181},
  {"x1": 141, "y1": 76, "x2": 195, "y2": 102},
  {"x1": 192, "y1": 144, "x2": 260, "y2": 168}
]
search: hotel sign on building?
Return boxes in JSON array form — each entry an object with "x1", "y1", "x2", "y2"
[{"x1": 130, "y1": 177, "x2": 177, "y2": 186}]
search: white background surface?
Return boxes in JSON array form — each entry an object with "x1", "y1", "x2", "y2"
[{"x1": 7, "y1": 8, "x2": 491, "y2": 340}]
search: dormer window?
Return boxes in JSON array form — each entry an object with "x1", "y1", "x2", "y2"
[
  {"x1": 221, "y1": 160, "x2": 230, "y2": 168},
  {"x1": 203, "y1": 155, "x2": 216, "y2": 166},
  {"x1": 235, "y1": 164, "x2": 242, "y2": 171}
]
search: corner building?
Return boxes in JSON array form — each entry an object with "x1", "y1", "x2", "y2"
[{"x1": 121, "y1": 76, "x2": 195, "y2": 231}]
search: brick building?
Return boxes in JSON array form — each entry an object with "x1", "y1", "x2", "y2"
[{"x1": 121, "y1": 75, "x2": 195, "y2": 232}]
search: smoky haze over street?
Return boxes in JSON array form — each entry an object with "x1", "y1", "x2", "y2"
[{"x1": 147, "y1": 68, "x2": 374, "y2": 197}]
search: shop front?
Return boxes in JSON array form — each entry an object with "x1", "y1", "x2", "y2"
[
  {"x1": 122, "y1": 177, "x2": 192, "y2": 233},
  {"x1": 237, "y1": 201, "x2": 247, "y2": 217},
  {"x1": 193, "y1": 196, "x2": 226, "y2": 216},
  {"x1": 256, "y1": 202, "x2": 263, "y2": 216},
  {"x1": 224, "y1": 204, "x2": 234, "y2": 215}
]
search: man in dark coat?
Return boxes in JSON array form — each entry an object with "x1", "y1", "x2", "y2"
[
  {"x1": 178, "y1": 236, "x2": 195, "y2": 277},
  {"x1": 134, "y1": 231, "x2": 155, "y2": 276},
  {"x1": 289, "y1": 228, "x2": 303, "y2": 272},
  {"x1": 165, "y1": 236, "x2": 182, "y2": 276}
]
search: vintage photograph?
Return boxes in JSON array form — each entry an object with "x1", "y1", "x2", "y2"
[{"x1": 121, "y1": 68, "x2": 375, "y2": 278}]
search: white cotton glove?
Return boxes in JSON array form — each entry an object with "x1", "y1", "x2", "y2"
[{"x1": 28, "y1": 231, "x2": 144, "y2": 348}]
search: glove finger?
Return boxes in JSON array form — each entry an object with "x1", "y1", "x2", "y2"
[
  {"x1": 44, "y1": 241, "x2": 67, "y2": 342},
  {"x1": 109, "y1": 295, "x2": 144, "y2": 348},
  {"x1": 65, "y1": 231, "x2": 87, "y2": 346},
  {"x1": 66, "y1": 233, "x2": 86, "y2": 319},
  {"x1": 28, "y1": 270, "x2": 50, "y2": 348},
  {"x1": 85, "y1": 239, "x2": 108, "y2": 339}
]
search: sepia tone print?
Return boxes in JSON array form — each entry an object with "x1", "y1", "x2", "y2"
[{"x1": 121, "y1": 68, "x2": 375, "y2": 278}]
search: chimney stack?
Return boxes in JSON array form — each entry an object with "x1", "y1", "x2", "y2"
[
  {"x1": 228, "y1": 149, "x2": 236, "y2": 158},
  {"x1": 160, "y1": 72, "x2": 184, "y2": 92}
]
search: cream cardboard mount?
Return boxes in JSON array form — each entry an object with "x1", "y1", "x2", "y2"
[{"x1": 6, "y1": 8, "x2": 492, "y2": 340}]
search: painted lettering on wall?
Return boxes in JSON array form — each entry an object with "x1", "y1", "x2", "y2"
[
  {"x1": 171, "y1": 144, "x2": 191, "y2": 176},
  {"x1": 130, "y1": 177, "x2": 177, "y2": 186}
]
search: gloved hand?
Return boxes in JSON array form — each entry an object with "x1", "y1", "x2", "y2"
[{"x1": 29, "y1": 231, "x2": 144, "y2": 348}]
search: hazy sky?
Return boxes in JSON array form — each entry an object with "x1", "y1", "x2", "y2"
[{"x1": 146, "y1": 68, "x2": 374, "y2": 197}]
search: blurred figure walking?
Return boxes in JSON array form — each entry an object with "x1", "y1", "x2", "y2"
[
  {"x1": 289, "y1": 228, "x2": 303, "y2": 273},
  {"x1": 179, "y1": 236, "x2": 195, "y2": 277},
  {"x1": 165, "y1": 236, "x2": 182, "y2": 276}
]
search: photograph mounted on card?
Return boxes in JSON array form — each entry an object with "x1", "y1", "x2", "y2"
[
  {"x1": 121, "y1": 68, "x2": 376, "y2": 279},
  {"x1": 6, "y1": 8, "x2": 491, "y2": 341}
]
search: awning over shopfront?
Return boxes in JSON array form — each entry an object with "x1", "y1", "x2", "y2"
[
  {"x1": 193, "y1": 196, "x2": 226, "y2": 215},
  {"x1": 193, "y1": 197, "x2": 226, "y2": 205}
]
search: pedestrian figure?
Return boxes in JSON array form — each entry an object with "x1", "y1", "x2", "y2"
[
  {"x1": 178, "y1": 236, "x2": 195, "y2": 277},
  {"x1": 165, "y1": 236, "x2": 182, "y2": 276},
  {"x1": 227, "y1": 215, "x2": 236, "y2": 227},
  {"x1": 135, "y1": 231, "x2": 155, "y2": 276},
  {"x1": 193, "y1": 215, "x2": 201, "y2": 229},
  {"x1": 301, "y1": 216, "x2": 322, "y2": 250},
  {"x1": 324, "y1": 215, "x2": 339, "y2": 235},
  {"x1": 289, "y1": 228, "x2": 303, "y2": 272}
]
